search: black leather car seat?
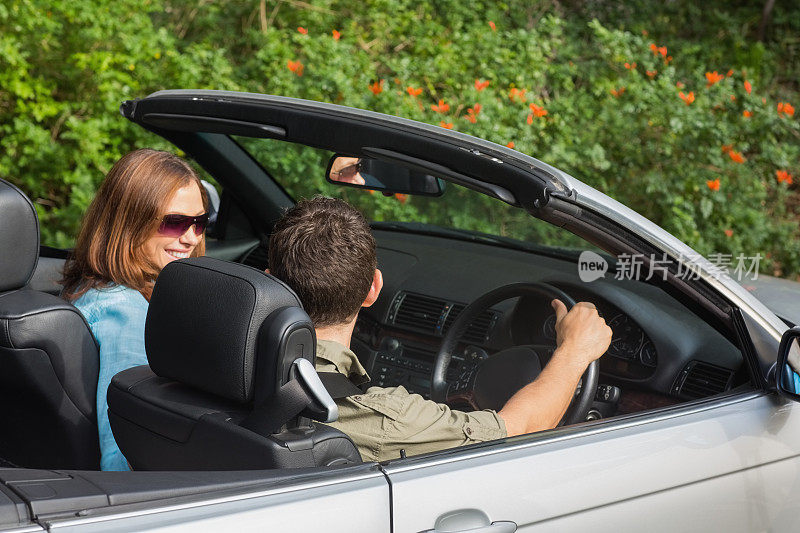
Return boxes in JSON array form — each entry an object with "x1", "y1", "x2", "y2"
[
  {"x1": 0, "y1": 178, "x2": 101, "y2": 469},
  {"x1": 107, "y1": 257, "x2": 361, "y2": 470}
]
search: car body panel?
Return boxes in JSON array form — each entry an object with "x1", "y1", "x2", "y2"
[
  {"x1": 385, "y1": 392, "x2": 800, "y2": 532},
  {"x1": 43, "y1": 469, "x2": 389, "y2": 533}
]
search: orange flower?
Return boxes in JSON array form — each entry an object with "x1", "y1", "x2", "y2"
[
  {"x1": 464, "y1": 113, "x2": 477, "y2": 124},
  {"x1": 744, "y1": 80, "x2": 752, "y2": 94},
  {"x1": 721, "y1": 144, "x2": 733, "y2": 154},
  {"x1": 526, "y1": 114, "x2": 533, "y2": 125},
  {"x1": 665, "y1": 55, "x2": 673, "y2": 64},
  {"x1": 724, "y1": 229, "x2": 734, "y2": 238},
  {"x1": 297, "y1": 26, "x2": 308, "y2": 35},
  {"x1": 431, "y1": 99, "x2": 450, "y2": 113},
  {"x1": 657, "y1": 46, "x2": 667, "y2": 57},
  {"x1": 474, "y1": 79, "x2": 490, "y2": 91},
  {"x1": 472, "y1": 103, "x2": 482, "y2": 114},
  {"x1": 777, "y1": 102, "x2": 795, "y2": 117},
  {"x1": 649, "y1": 43, "x2": 658, "y2": 53},
  {"x1": 406, "y1": 86, "x2": 422, "y2": 97},
  {"x1": 679, "y1": 91, "x2": 695, "y2": 105},
  {"x1": 706, "y1": 179, "x2": 720, "y2": 191},
  {"x1": 726, "y1": 69, "x2": 734, "y2": 77},
  {"x1": 624, "y1": 62, "x2": 637, "y2": 70},
  {"x1": 676, "y1": 81, "x2": 685, "y2": 89},
  {"x1": 368, "y1": 80, "x2": 384, "y2": 95},
  {"x1": 395, "y1": 193, "x2": 408, "y2": 204},
  {"x1": 646, "y1": 70, "x2": 657, "y2": 78},
  {"x1": 332, "y1": 29, "x2": 341, "y2": 40},
  {"x1": 488, "y1": 21, "x2": 496, "y2": 31},
  {"x1": 287, "y1": 60, "x2": 304, "y2": 76},
  {"x1": 529, "y1": 103, "x2": 547, "y2": 117},
  {"x1": 439, "y1": 121, "x2": 453, "y2": 129},
  {"x1": 776, "y1": 170, "x2": 794, "y2": 184},
  {"x1": 743, "y1": 110, "x2": 752, "y2": 118},
  {"x1": 508, "y1": 87, "x2": 526, "y2": 102},
  {"x1": 506, "y1": 141, "x2": 515, "y2": 149},
  {"x1": 610, "y1": 87, "x2": 626, "y2": 98},
  {"x1": 730, "y1": 95, "x2": 736, "y2": 101},
  {"x1": 705, "y1": 71, "x2": 724, "y2": 87},
  {"x1": 728, "y1": 151, "x2": 745, "y2": 163}
]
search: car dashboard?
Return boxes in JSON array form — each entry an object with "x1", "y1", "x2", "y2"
[{"x1": 350, "y1": 229, "x2": 746, "y2": 418}]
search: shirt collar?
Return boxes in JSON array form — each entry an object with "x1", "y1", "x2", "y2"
[{"x1": 316, "y1": 339, "x2": 370, "y2": 384}]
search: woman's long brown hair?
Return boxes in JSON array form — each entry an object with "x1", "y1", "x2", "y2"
[{"x1": 62, "y1": 149, "x2": 207, "y2": 301}]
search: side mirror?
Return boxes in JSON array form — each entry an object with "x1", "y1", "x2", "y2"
[
  {"x1": 325, "y1": 155, "x2": 444, "y2": 197},
  {"x1": 775, "y1": 326, "x2": 800, "y2": 400}
]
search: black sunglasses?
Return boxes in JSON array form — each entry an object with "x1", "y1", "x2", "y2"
[{"x1": 331, "y1": 160, "x2": 364, "y2": 181}]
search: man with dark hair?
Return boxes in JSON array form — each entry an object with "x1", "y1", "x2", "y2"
[{"x1": 269, "y1": 197, "x2": 611, "y2": 462}]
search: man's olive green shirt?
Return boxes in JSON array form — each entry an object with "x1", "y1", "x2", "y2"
[{"x1": 316, "y1": 339, "x2": 507, "y2": 462}]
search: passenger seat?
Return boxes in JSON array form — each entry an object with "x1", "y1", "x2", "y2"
[{"x1": 0, "y1": 178, "x2": 101, "y2": 469}]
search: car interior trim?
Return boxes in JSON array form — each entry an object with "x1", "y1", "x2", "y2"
[
  {"x1": 141, "y1": 113, "x2": 287, "y2": 139},
  {"x1": 361, "y1": 147, "x2": 518, "y2": 205}
]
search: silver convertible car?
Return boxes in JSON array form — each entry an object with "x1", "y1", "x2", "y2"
[{"x1": 2, "y1": 90, "x2": 800, "y2": 533}]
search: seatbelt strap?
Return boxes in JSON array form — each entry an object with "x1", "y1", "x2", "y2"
[
  {"x1": 240, "y1": 372, "x2": 362, "y2": 437},
  {"x1": 317, "y1": 372, "x2": 364, "y2": 398}
]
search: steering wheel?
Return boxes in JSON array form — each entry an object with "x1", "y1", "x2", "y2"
[{"x1": 431, "y1": 282, "x2": 599, "y2": 426}]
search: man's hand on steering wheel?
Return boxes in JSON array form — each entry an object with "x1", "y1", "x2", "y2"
[
  {"x1": 497, "y1": 299, "x2": 612, "y2": 436},
  {"x1": 551, "y1": 299, "x2": 612, "y2": 370},
  {"x1": 432, "y1": 283, "x2": 612, "y2": 430}
]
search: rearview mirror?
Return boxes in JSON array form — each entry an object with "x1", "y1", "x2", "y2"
[
  {"x1": 325, "y1": 155, "x2": 444, "y2": 197},
  {"x1": 775, "y1": 326, "x2": 800, "y2": 400}
]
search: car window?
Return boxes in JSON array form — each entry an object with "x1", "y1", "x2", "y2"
[{"x1": 233, "y1": 136, "x2": 591, "y2": 251}]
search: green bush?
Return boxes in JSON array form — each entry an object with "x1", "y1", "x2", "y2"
[{"x1": 1, "y1": 0, "x2": 798, "y2": 275}]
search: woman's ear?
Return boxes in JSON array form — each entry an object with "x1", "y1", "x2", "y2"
[{"x1": 362, "y1": 269, "x2": 383, "y2": 308}]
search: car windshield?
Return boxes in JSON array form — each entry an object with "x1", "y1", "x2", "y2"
[{"x1": 234, "y1": 136, "x2": 592, "y2": 253}]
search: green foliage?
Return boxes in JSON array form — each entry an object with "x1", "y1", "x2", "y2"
[{"x1": 2, "y1": 0, "x2": 799, "y2": 275}]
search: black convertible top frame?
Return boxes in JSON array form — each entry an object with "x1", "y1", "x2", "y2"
[{"x1": 120, "y1": 90, "x2": 571, "y2": 215}]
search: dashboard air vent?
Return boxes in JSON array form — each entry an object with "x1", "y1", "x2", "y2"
[
  {"x1": 241, "y1": 244, "x2": 269, "y2": 270},
  {"x1": 391, "y1": 293, "x2": 447, "y2": 334},
  {"x1": 443, "y1": 304, "x2": 498, "y2": 344},
  {"x1": 389, "y1": 292, "x2": 498, "y2": 344},
  {"x1": 674, "y1": 361, "x2": 733, "y2": 399}
]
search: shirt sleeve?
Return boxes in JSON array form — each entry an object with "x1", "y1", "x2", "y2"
[
  {"x1": 347, "y1": 386, "x2": 506, "y2": 462},
  {"x1": 89, "y1": 293, "x2": 149, "y2": 471}
]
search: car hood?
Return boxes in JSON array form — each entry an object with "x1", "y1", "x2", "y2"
[{"x1": 738, "y1": 275, "x2": 800, "y2": 325}]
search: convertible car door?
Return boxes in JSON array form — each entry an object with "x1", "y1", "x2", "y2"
[{"x1": 385, "y1": 392, "x2": 800, "y2": 532}]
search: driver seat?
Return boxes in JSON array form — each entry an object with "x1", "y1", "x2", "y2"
[{"x1": 107, "y1": 257, "x2": 361, "y2": 470}]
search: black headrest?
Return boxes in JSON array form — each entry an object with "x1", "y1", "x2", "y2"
[
  {"x1": 0, "y1": 179, "x2": 39, "y2": 292},
  {"x1": 145, "y1": 257, "x2": 309, "y2": 403}
]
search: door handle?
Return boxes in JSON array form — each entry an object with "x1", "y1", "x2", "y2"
[{"x1": 421, "y1": 509, "x2": 517, "y2": 533}]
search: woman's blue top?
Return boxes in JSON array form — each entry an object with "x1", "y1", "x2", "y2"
[{"x1": 73, "y1": 285, "x2": 149, "y2": 471}]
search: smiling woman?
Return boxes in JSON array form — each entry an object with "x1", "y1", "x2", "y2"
[{"x1": 61, "y1": 148, "x2": 207, "y2": 471}]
